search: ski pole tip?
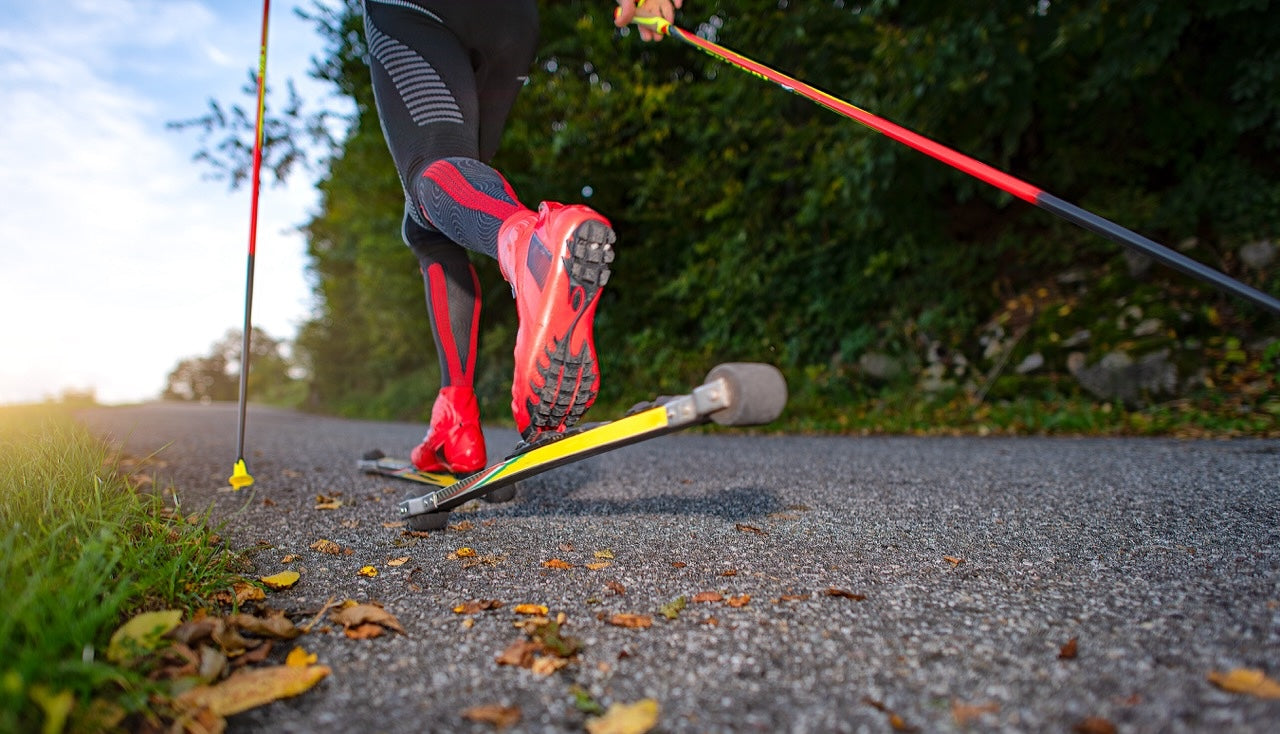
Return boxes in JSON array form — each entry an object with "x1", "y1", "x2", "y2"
[{"x1": 229, "y1": 459, "x2": 255, "y2": 490}]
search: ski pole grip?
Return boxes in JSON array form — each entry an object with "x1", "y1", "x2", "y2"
[{"x1": 615, "y1": 6, "x2": 672, "y2": 36}]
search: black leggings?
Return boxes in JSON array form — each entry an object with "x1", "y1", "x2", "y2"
[{"x1": 363, "y1": 0, "x2": 538, "y2": 387}]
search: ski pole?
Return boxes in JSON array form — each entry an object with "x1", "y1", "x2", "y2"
[
  {"x1": 230, "y1": 0, "x2": 271, "y2": 490},
  {"x1": 623, "y1": 14, "x2": 1280, "y2": 317}
]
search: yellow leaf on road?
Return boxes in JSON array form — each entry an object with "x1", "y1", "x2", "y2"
[
  {"x1": 513, "y1": 604, "x2": 549, "y2": 616},
  {"x1": 175, "y1": 663, "x2": 330, "y2": 716},
  {"x1": 260, "y1": 570, "x2": 300, "y2": 590},
  {"x1": 358, "y1": 566, "x2": 378, "y2": 578},
  {"x1": 285, "y1": 646, "x2": 317, "y2": 667},
  {"x1": 585, "y1": 698, "x2": 659, "y2": 734},
  {"x1": 1208, "y1": 668, "x2": 1280, "y2": 699}
]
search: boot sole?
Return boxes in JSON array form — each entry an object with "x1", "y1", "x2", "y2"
[{"x1": 526, "y1": 219, "x2": 615, "y2": 438}]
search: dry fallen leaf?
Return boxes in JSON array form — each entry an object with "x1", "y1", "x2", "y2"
[
  {"x1": 594, "y1": 550, "x2": 615, "y2": 559},
  {"x1": 107, "y1": 610, "x2": 184, "y2": 664},
  {"x1": 259, "y1": 571, "x2": 300, "y2": 590},
  {"x1": 605, "y1": 582, "x2": 626, "y2": 596},
  {"x1": 310, "y1": 539, "x2": 342, "y2": 555},
  {"x1": 726, "y1": 595, "x2": 751, "y2": 608},
  {"x1": 314, "y1": 495, "x2": 343, "y2": 511},
  {"x1": 825, "y1": 588, "x2": 866, "y2": 601},
  {"x1": 692, "y1": 592, "x2": 723, "y2": 604},
  {"x1": 1208, "y1": 668, "x2": 1280, "y2": 699},
  {"x1": 659, "y1": 597, "x2": 687, "y2": 620},
  {"x1": 453, "y1": 547, "x2": 477, "y2": 559},
  {"x1": 357, "y1": 566, "x2": 379, "y2": 578},
  {"x1": 777, "y1": 594, "x2": 810, "y2": 602},
  {"x1": 344, "y1": 623, "x2": 385, "y2": 640},
  {"x1": 542, "y1": 559, "x2": 573, "y2": 570},
  {"x1": 584, "y1": 698, "x2": 660, "y2": 734},
  {"x1": 229, "y1": 611, "x2": 300, "y2": 640},
  {"x1": 952, "y1": 701, "x2": 999, "y2": 726},
  {"x1": 496, "y1": 639, "x2": 540, "y2": 668},
  {"x1": 386, "y1": 556, "x2": 410, "y2": 567},
  {"x1": 943, "y1": 556, "x2": 965, "y2": 566},
  {"x1": 285, "y1": 646, "x2": 317, "y2": 667},
  {"x1": 454, "y1": 600, "x2": 503, "y2": 615},
  {"x1": 530, "y1": 655, "x2": 572, "y2": 676},
  {"x1": 513, "y1": 604, "x2": 549, "y2": 616},
  {"x1": 1059, "y1": 637, "x2": 1079, "y2": 660},
  {"x1": 382, "y1": 521, "x2": 406, "y2": 529},
  {"x1": 329, "y1": 602, "x2": 406, "y2": 635},
  {"x1": 586, "y1": 561, "x2": 612, "y2": 571},
  {"x1": 462, "y1": 704, "x2": 521, "y2": 729},
  {"x1": 670, "y1": 561, "x2": 687, "y2": 568},
  {"x1": 175, "y1": 664, "x2": 330, "y2": 717},
  {"x1": 734, "y1": 523, "x2": 767, "y2": 535},
  {"x1": 449, "y1": 520, "x2": 475, "y2": 532},
  {"x1": 1073, "y1": 717, "x2": 1117, "y2": 734},
  {"x1": 281, "y1": 554, "x2": 300, "y2": 563},
  {"x1": 720, "y1": 569, "x2": 738, "y2": 577},
  {"x1": 608, "y1": 614, "x2": 652, "y2": 629}
]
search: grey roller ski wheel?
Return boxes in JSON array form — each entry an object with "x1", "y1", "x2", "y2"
[
  {"x1": 705, "y1": 362, "x2": 788, "y2": 426},
  {"x1": 406, "y1": 510, "x2": 450, "y2": 531},
  {"x1": 481, "y1": 483, "x2": 519, "y2": 504}
]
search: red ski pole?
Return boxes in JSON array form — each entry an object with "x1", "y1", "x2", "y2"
[
  {"x1": 230, "y1": 0, "x2": 271, "y2": 490},
  {"x1": 625, "y1": 14, "x2": 1280, "y2": 317}
]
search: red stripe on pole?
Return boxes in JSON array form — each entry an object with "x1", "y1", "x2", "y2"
[{"x1": 669, "y1": 25, "x2": 1043, "y2": 204}]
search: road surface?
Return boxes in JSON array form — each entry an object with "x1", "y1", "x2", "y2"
[{"x1": 79, "y1": 402, "x2": 1280, "y2": 733}]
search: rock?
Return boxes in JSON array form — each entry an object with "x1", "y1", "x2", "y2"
[
  {"x1": 1239, "y1": 239, "x2": 1276, "y2": 270},
  {"x1": 1062, "y1": 330, "x2": 1092, "y2": 348},
  {"x1": 1124, "y1": 250, "x2": 1154, "y2": 278},
  {"x1": 1014, "y1": 353, "x2": 1044, "y2": 374},
  {"x1": 1133, "y1": 318, "x2": 1163, "y2": 337},
  {"x1": 1072, "y1": 349, "x2": 1177, "y2": 406},
  {"x1": 858, "y1": 352, "x2": 903, "y2": 382}
]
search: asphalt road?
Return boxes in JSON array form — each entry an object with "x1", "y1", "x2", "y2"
[{"x1": 78, "y1": 402, "x2": 1280, "y2": 733}]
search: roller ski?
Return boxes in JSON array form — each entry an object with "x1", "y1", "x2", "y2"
[{"x1": 360, "y1": 362, "x2": 787, "y2": 530}]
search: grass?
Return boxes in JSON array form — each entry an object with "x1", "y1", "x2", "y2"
[{"x1": 0, "y1": 405, "x2": 242, "y2": 733}]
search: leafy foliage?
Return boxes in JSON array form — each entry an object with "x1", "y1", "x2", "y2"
[{"x1": 181, "y1": 0, "x2": 1279, "y2": 429}]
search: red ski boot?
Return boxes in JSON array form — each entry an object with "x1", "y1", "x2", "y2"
[
  {"x1": 410, "y1": 386, "x2": 486, "y2": 473},
  {"x1": 497, "y1": 202, "x2": 615, "y2": 442}
]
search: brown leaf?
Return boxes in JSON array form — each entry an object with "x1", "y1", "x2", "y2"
[
  {"x1": 314, "y1": 495, "x2": 343, "y2": 511},
  {"x1": 1073, "y1": 717, "x2": 1117, "y2": 734},
  {"x1": 1059, "y1": 637, "x2": 1079, "y2": 660},
  {"x1": 951, "y1": 701, "x2": 999, "y2": 726},
  {"x1": 608, "y1": 614, "x2": 653, "y2": 629},
  {"x1": 777, "y1": 594, "x2": 810, "y2": 602},
  {"x1": 670, "y1": 561, "x2": 687, "y2": 568},
  {"x1": 229, "y1": 611, "x2": 300, "y2": 640},
  {"x1": 454, "y1": 600, "x2": 504, "y2": 615},
  {"x1": 530, "y1": 655, "x2": 572, "y2": 676},
  {"x1": 605, "y1": 582, "x2": 626, "y2": 596},
  {"x1": 281, "y1": 554, "x2": 300, "y2": 563},
  {"x1": 701, "y1": 616, "x2": 719, "y2": 627},
  {"x1": 449, "y1": 520, "x2": 476, "y2": 532},
  {"x1": 586, "y1": 561, "x2": 612, "y2": 571},
  {"x1": 1208, "y1": 668, "x2": 1280, "y2": 699},
  {"x1": 720, "y1": 569, "x2": 738, "y2": 577},
  {"x1": 343, "y1": 623, "x2": 384, "y2": 640},
  {"x1": 726, "y1": 595, "x2": 751, "y2": 608},
  {"x1": 386, "y1": 556, "x2": 410, "y2": 567},
  {"x1": 175, "y1": 664, "x2": 331, "y2": 717},
  {"x1": 542, "y1": 559, "x2": 573, "y2": 570},
  {"x1": 735, "y1": 523, "x2": 767, "y2": 535},
  {"x1": 692, "y1": 592, "x2": 723, "y2": 604},
  {"x1": 382, "y1": 521, "x2": 407, "y2": 529},
  {"x1": 231, "y1": 640, "x2": 274, "y2": 667},
  {"x1": 310, "y1": 539, "x2": 342, "y2": 555},
  {"x1": 329, "y1": 602, "x2": 406, "y2": 634},
  {"x1": 943, "y1": 556, "x2": 965, "y2": 566},
  {"x1": 825, "y1": 588, "x2": 866, "y2": 601},
  {"x1": 584, "y1": 698, "x2": 659, "y2": 734},
  {"x1": 496, "y1": 640, "x2": 539, "y2": 667},
  {"x1": 462, "y1": 704, "x2": 521, "y2": 729}
]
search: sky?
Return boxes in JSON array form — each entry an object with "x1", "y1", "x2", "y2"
[{"x1": 0, "y1": 0, "x2": 349, "y2": 404}]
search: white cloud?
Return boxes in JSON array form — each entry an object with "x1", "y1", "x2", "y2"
[{"x1": 0, "y1": 0, "x2": 335, "y2": 404}]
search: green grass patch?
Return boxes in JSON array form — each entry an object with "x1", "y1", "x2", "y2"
[{"x1": 0, "y1": 406, "x2": 241, "y2": 733}]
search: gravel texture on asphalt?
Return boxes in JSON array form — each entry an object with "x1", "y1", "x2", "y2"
[{"x1": 79, "y1": 402, "x2": 1280, "y2": 733}]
